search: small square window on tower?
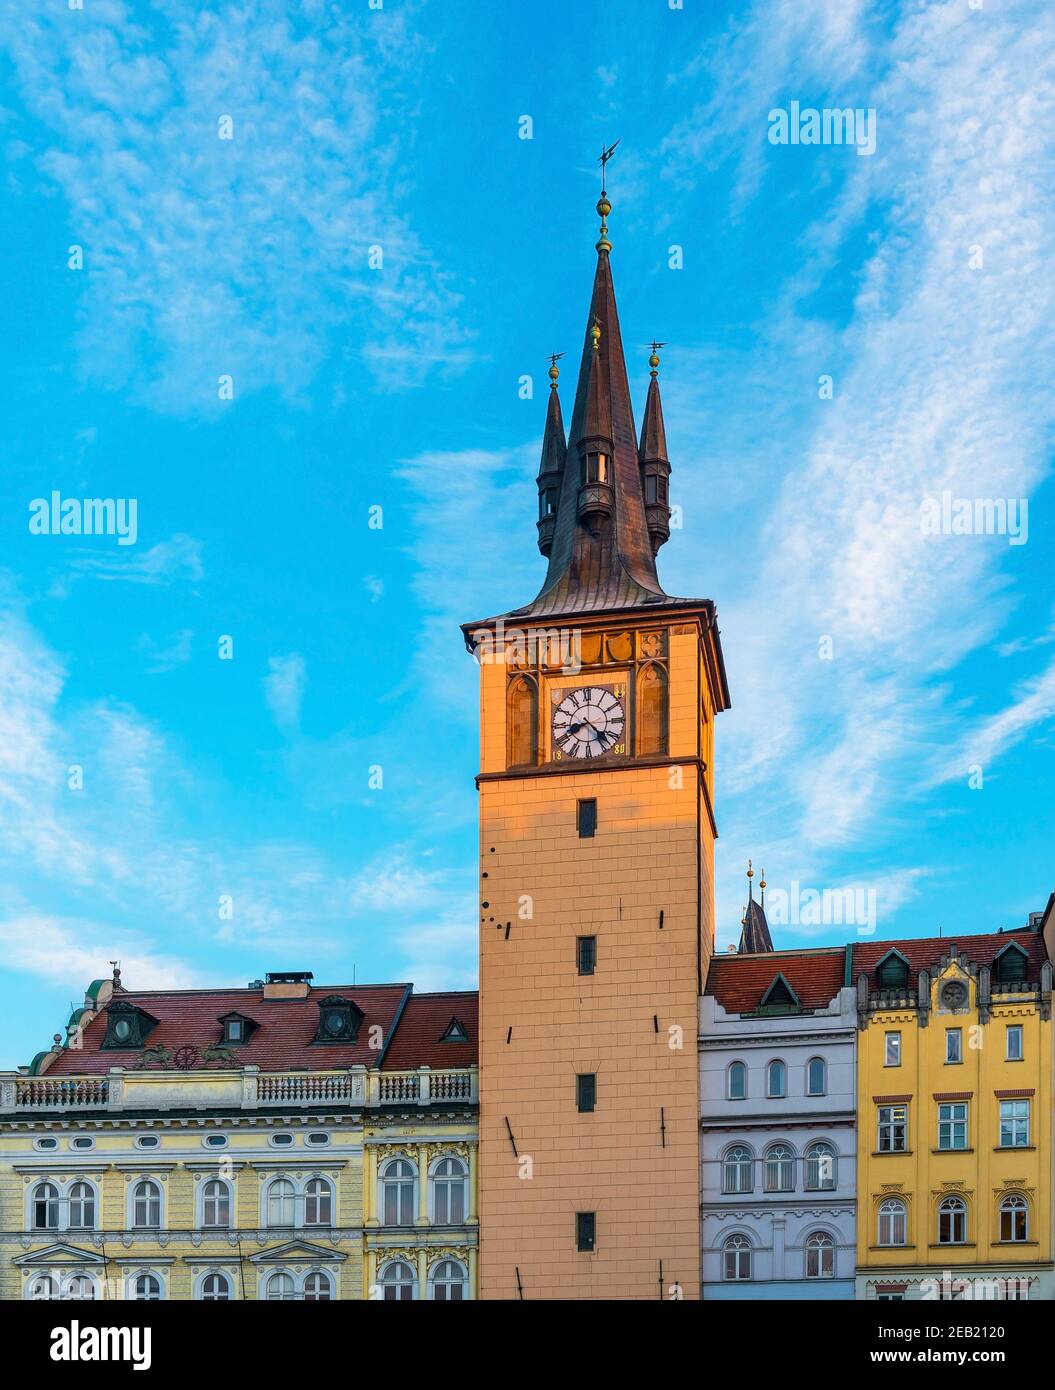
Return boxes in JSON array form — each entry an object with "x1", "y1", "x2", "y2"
[
  {"x1": 576, "y1": 1073, "x2": 596, "y2": 1113},
  {"x1": 576, "y1": 1211, "x2": 596, "y2": 1253},
  {"x1": 577, "y1": 798, "x2": 597, "y2": 838},
  {"x1": 576, "y1": 936, "x2": 597, "y2": 976}
]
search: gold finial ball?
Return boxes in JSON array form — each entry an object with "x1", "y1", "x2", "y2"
[
  {"x1": 649, "y1": 351, "x2": 660, "y2": 371},
  {"x1": 596, "y1": 193, "x2": 611, "y2": 221},
  {"x1": 746, "y1": 858, "x2": 753, "y2": 879},
  {"x1": 590, "y1": 322, "x2": 601, "y2": 351},
  {"x1": 760, "y1": 868, "x2": 766, "y2": 890},
  {"x1": 548, "y1": 363, "x2": 559, "y2": 387}
]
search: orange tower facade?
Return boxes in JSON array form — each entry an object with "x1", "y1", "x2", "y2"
[{"x1": 463, "y1": 182, "x2": 730, "y2": 1299}]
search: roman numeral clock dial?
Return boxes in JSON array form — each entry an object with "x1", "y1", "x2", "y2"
[{"x1": 551, "y1": 685, "x2": 625, "y2": 759}]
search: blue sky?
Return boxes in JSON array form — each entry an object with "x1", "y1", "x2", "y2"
[{"x1": 0, "y1": 0, "x2": 1053, "y2": 1066}]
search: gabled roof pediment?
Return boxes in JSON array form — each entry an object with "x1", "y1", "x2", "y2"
[
  {"x1": 759, "y1": 972, "x2": 800, "y2": 1010},
  {"x1": 14, "y1": 1242, "x2": 106, "y2": 1267},
  {"x1": 248, "y1": 1240, "x2": 346, "y2": 1265}
]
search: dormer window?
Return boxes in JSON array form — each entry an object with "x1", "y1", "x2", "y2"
[
  {"x1": 995, "y1": 943, "x2": 1029, "y2": 985},
  {"x1": 313, "y1": 995, "x2": 364, "y2": 1045},
  {"x1": 218, "y1": 1012, "x2": 257, "y2": 1047},
  {"x1": 440, "y1": 1017, "x2": 469, "y2": 1044},
  {"x1": 584, "y1": 452, "x2": 608, "y2": 484},
  {"x1": 876, "y1": 951, "x2": 910, "y2": 991},
  {"x1": 101, "y1": 1000, "x2": 158, "y2": 1051}
]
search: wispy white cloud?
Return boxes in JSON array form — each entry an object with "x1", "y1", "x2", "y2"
[
  {"x1": 69, "y1": 534, "x2": 204, "y2": 585},
  {"x1": 264, "y1": 653, "x2": 307, "y2": 735},
  {"x1": 137, "y1": 628, "x2": 194, "y2": 673},
  {"x1": 0, "y1": 0, "x2": 472, "y2": 413},
  {"x1": 932, "y1": 656, "x2": 1055, "y2": 787},
  {"x1": 0, "y1": 915, "x2": 205, "y2": 992}
]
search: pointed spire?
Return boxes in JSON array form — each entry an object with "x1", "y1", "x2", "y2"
[
  {"x1": 739, "y1": 859, "x2": 774, "y2": 954},
  {"x1": 639, "y1": 343, "x2": 671, "y2": 556},
  {"x1": 515, "y1": 164, "x2": 668, "y2": 618},
  {"x1": 536, "y1": 355, "x2": 567, "y2": 557}
]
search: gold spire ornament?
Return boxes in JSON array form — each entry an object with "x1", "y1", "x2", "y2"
[
  {"x1": 648, "y1": 340, "x2": 665, "y2": 377},
  {"x1": 548, "y1": 351, "x2": 564, "y2": 389},
  {"x1": 596, "y1": 139, "x2": 619, "y2": 253},
  {"x1": 590, "y1": 318, "x2": 601, "y2": 352}
]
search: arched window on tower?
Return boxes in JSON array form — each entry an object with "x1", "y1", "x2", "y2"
[
  {"x1": 636, "y1": 663, "x2": 668, "y2": 757},
  {"x1": 507, "y1": 676, "x2": 538, "y2": 768}
]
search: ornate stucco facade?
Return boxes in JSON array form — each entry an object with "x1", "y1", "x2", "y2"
[{"x1": 0, "y1": 972, "x2": 478, "y2": 1300}]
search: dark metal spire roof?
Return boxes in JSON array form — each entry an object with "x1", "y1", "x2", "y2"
[
  {"x1": 514, "y1": 238, "x2": 669, "y2": 619},
  {"x1": 738, "y1": 862, "x2": 774, "y2": 954}
]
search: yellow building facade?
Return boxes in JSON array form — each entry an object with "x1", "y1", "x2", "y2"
[
  {"x1": 854, "y1": 932, "x2": 1053, "y2": 1300},
  {"x1": 0, "y1": 973, "x2": 478, "y2": 1301}
]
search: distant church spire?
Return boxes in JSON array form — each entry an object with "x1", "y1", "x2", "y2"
[
  {"x1": 739, "y1": 858, "x2": 774, "y2": 954},
  {"x1": 521, "y1": 151, "x2": 672, "y2": 620}
]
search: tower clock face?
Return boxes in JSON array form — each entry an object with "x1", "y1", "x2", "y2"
[{"x1": 552, "y1": 686, "x2": 625, "y2": 759}]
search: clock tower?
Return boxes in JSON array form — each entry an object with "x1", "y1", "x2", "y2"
[{"x1": 462, "y1": 178, "x2": 730, "y2": 1300}]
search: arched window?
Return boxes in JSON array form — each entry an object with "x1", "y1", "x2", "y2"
[
  {"x1": 132, "y1": 1180, "x2": 161, "y2": 1229},
  {"x1": 722, "y1": 1146, "x2": 753, "y2": 1194},
  {"x1": 766, "y1": 1059, "x2": 786, "y2": 1098},
  {"x1": 202, "y1": 1272, "x2": 231, "y2": 1301},
  {"x1": 722, "y1": 1234, "x2": 751, "y2": 1282},
  {"x1": 430, "y1": 1258, "x2": 468, "y2": 1301},
  {"x1": 1000, "y1": 1193, "x2": 1028, "y2": 1243},
  {"x1": 727, "y1": 1060, "x2": 747, "y2": 1100},
  {"x1": 379, "y1": 1259, "x2": 416, "y2": 1301},
  {"x1": 267, "y1": 1178, "x2": 296, "y2": 1228},
  {"x1": 265, "y1": 1272, "x2": 296, "y2": 1302},
  {"x1": 878, "y1": 1198, "x2": 907, "y2": 1247},
  {"x1": 132, "y1": 1273, "x2": 161, "y2": 1301},
  {"x1": 938, "y1": 1195, "x2": 967, "y2": 1245},
  {"x1": 637, "y1": 663, "x2": 668, "y2": 756},
  {"x1": 764, "y1": 1144, "x2": 795, "y2": 1192},
  {"x1": 66, "y1": 1274, "x2": 96, "y2": 1301},
  {"x1": 29, "y1": 1275, "x2": 56, "y2": 1300},
  {"x1": 507, "y1": 677, "x2": 538, "y2": 768},
  {"x1": 805, "y1": 1232, "x2": 835, "y2": 1279},
  {"x1": 68, "y1": 1181, "x2": 96, "y2": 1230},
  {"x1": 202, "y1": 1178, "x2": 230, "y2": 1229},
  {"x1": 32, "y1": 1181, "x2": 59, "y2": 1230},
  {"x1": 805, "y1": 1142, "x2": 837, "y2": 1191},
  {"x1": 432, "y1": 1156, "x2": 467, "y2": 1224},
  {"x1": 304, "y1": 1177, "x2": 333, "y2": 1227},
  {"x1": 380, "y1": 1158, "x2": 416, "y2": 1226},
  {"x1": 806, "y1": 1057, "x2": 827, "y2": 1096},
  {"x1": 303, "y1": 1271, "x2": 333, "y2": 1301}
]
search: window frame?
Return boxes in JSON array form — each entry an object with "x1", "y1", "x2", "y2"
[
  {"x1": 877, "y1": 1197, "x2": 907, "y2": 1247},
  {"x1": 727, "y1": 1060, "x2": 747, "y2": 1101},
  {"x1": 806, "y1": 1056, "x2": 827, "y2": 1097},
  {"x1": 877, "y1": 1103, "x2": 908, "y2": 1153},
  {"x1": 765, "y1": 1058, "x2": 786, "y2": 1099},
  {"x1": 884, "y1": 1031, "x2": 902, "y2": 1067},
  {"x1": 937, "y1": 1101, "x2": 968, "y2": 1151}
]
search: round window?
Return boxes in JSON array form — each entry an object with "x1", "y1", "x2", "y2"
[
  {"x1": 113, "y1": 1019, "x2": 132, "y2": 1042},
  {"x1": 325, "y1": 1011, "x2": 345, "y2": 1036}
]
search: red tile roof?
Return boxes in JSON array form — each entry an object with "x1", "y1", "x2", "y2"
[
  {"x1": 45, "y1": 982, "x2": 478, "y2": 1076},
  {"x1": 379, "y1": 991, "x2": 478, "y2": 1071},
  {"x1": 705, "y1": 949, "x2": 847, "y2": 1013},
  {"x1": 852, "y1": 929, "x2": 1046, "y2": 987}
]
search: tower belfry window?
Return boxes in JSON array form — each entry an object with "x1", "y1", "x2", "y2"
[{"x1": 584, "y1": 451, "x2": 608, "y2": 484}]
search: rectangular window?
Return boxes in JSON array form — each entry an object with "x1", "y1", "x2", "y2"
[
  {"x1": 937, "y1": 1102, "x2": 968, "y2": 1150},
  {"x1": 877, "y1": 1104, "x2": 908, "y2": 1153},
  {"x1": 577, "y1": 798, "x2": 597, "y2": 838},
  {"x1": 576, "y1": 1212, "x2": 596, "y2": 1252},
  {"x1": 576, "y1": 1073, "x2": 596, "y2": 1113},
  {"x1": 999, "y1": 1099, "x2": 1030, "y2": 1147},
  {"x1": 1006, "y1": 1025, "x2": 1023, "y2": 1061},
  {"x1": 645, "y1": 474, "x2": 659, "y2": 504},
  {"x1": 945, "y1": 1028, "x2": 962, "y2": 1064},
  {"x1": 576, "y1": 935, "x2": 596, "y2": 976},
  {"x1": 884, "y1": 1032, "x2": 901, "y2": 1067}
]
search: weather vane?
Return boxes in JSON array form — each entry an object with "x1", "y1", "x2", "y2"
[
  {"x1": 547, "y1": 351, "x2": 565, "y2": 389},
  {"x1": 598, "y1": 139, "x2": 620, "y2": 194}
]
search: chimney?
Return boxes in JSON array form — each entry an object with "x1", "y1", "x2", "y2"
[{"x1": 262, "y1": 971, "x2": 314, "y2": 1000}]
